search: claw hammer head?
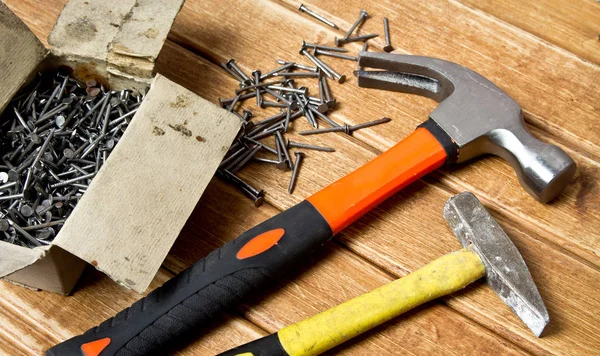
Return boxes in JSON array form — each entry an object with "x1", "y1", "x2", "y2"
[
  {"x1": 444, "y1": 192, "x2": 549, "y2": 336},
  {"x1": 357, "y1": 52, "x2": 576, "y2": 202}
]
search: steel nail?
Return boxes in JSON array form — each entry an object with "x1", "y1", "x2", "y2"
[
  {"x1": 299, "y1": 125, "x2": 349, "y2": 136},
  {"x1": 314, "y1": 48, "x2": 358, "y2": 61},
  {"x1": 335, "y1": 33, "x2": 378, "y2": 46},
  {"x1": 349, "y1": 117, "x2": 392, "y2": 131},
  {"x1": 301, "y1": 41, "x2": 349, "y2": 53},
  {"x1": 226, "y1": 59, "x2": 253, "y2": 85},
  {"x1": 343, "y1": 10, "x2": 369, "y2": 40},
  {"x1": 275, "y1": 131, "x2": 293, "y2": 170},
  {"x1": 316, "y1": 58, "x2": 346, "y2": 84},
  {"x1": 260, "y1": 63, "x2": 296, "y2": 81},
  {"x1": 275, "y1": 71, "x2": 321, "y2": 78},
  {"x1": 217, "y1": 169, "x2": 264, "y2": 207},
  {"x1": 252, "y1": 70, "x2": 263, "y2": 108},
  {"x1": 288, "y1": 152, "x2": 305, "y2": 194},
  {"x1": 298, "y1": 4, "x2": 339, "y2": 29},
  {"x1": 286, "y1": 138, "x2": 335, "y2": 152},
  {"x1": 300, "y1": 48, "x2": 335, "y2": 80},
  {"x1": 220, "y1": 62, "x2": 244, "y2": 82},
  {"x1": 383, "y1": 17, "x2": 394, "y2": 52}
]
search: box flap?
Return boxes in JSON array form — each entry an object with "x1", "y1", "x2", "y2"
[
  {"x1": 54, "y1": 74, "x2": 241, "y2": 293},
  {"x1": 49, "y1": 0, "x2": 184, "y2": 89},
  {"x1": 0, "y1": 2, "x2": 48, "y2": 113},
  {"x1": 0, "y1": 241, "x2": 49, "y2": 277},
  {"x1": 107, "y1": 0, "x2": 185, "y2": 79},
  {"x1": 4, "y1": 245, "x2": 86, "y2": 295}
]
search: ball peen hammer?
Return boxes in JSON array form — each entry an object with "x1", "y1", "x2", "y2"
[
  {"x1": 47, "y1": 53, "x2": 571, "y2": 355},
  {"x1": 219, "y1": 192, "x2": 549, "y2": 356}
]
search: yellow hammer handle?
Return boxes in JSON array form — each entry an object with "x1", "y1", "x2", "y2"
[{"x1": 278, "y1": 248, "x2": 485, "y2": 356}]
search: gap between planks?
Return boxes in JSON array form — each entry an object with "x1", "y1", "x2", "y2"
[
  {"x1": 455, "y1": 0, "x2": 600, "y2": 66},
  {"x1": 447, "y1": 0, "x2": 600, "y2": 68},
  {"x1": 423, "y1": 174, "x2": 600, "y2": 275}
]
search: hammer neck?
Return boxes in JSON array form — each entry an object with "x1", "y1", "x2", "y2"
[
  {"x1": 419, "y1": 118, "x2": 459, "y2": 164},
  {"x1": 307, "y1": 127, "x2": 447, "y2": 234}
]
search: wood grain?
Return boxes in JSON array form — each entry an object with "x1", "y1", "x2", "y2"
[
  {"x1": 1, "y1": 0, "x2": 599, "y2": 355},
  {"x1": 457, "y1": 0, "x2": 600, "y2": 65}
]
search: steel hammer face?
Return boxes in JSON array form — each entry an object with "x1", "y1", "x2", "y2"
[
  {"x1": 357, "y1": 52, "x2": 576, "y2": 202},
  {"x1": 443, "y1": 192, "x2": 549, "y2": 336}
]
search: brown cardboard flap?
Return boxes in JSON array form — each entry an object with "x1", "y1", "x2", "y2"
[
  {"x1": 107, "y1": 0, "x2": 185, "y2": 79},
  {"x1": 49, "y1": 0, "x2": 185, "y2": 89},
  {"x1": 0, "y1": 2, "x2": 47, "y2": 113},
  {"x1": 4, "y1": 246, "x2": 86, "y2": 295},
  {"x1": 0, "y1": 241, "x2": 49, "y2": 277},
  {"x1": 48, "y1": 0, "x2": 134, "y2": 69},
  {"x1": 53, "y1": 74, "x2": 241, "y2": 293}
]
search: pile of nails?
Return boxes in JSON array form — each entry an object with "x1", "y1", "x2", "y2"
[
  {"x1": 217, "y1": 7, "x2": 393, "y2": 206},
  {"x1": 0, "y1": 69, "x2": 142, "y2": 248}
]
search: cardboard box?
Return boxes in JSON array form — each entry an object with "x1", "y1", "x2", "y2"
[{"x1": 0, "y1": 1, "x2": 241, "y2": 294}]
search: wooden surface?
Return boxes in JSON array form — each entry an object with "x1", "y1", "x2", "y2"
[{"x1": 1, "y1": 0, "x2": 599, "y2": 355}]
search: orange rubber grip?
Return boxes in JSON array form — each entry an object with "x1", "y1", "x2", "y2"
[{"x1": 307, "y1": 128, "x2": 447, "y2": 234}]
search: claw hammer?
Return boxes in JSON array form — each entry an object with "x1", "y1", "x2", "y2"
[
  {"x1": 48, "y1": 53, "x2": 574, "y2": 356},
  {"x1": 219, "y1": 192, "x2": 550, "y2": 356}
]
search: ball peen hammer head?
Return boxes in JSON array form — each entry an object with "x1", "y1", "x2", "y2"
[
  {"x1": 357, "y1": 52, "x2": 576, "y2": 203},
  {"x1": 443, "y1": 192, "x2": 549, "y2": 337}
]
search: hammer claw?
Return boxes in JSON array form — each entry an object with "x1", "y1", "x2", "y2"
[
  {"x1": 357, "y1": 51, "x2": 576, "y2": 203},
  {"x1": 355, "y1": 70, "x2": 441, "y2": 101}
]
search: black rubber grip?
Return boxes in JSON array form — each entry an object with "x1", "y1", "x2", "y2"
[
  {"x1": 46, "y1": 200, "x2": 332, "y2": 356},
  {"x1": 218, "y1": 333, "x2": 288, "y2": 356}
]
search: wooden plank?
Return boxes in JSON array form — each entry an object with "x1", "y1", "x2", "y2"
[
  {"x1": 165, "y1": 0, "x2": 600, "y2": 269},
  {"x1": 163, "y1": 178, "x2": 528, "y2": 355},
  {"x1": 457, "y1": 0, "x2": 600, "y2": 65},
  {"x1": 2, "y1": 0, "x2": 64, "y2": 47},
  {"x1": 0, "y1": 268, "x2": 266, "y2": 355}
]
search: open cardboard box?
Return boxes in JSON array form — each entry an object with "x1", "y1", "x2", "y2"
[{"x1": 0, "y1": 1, "x2": 241, "y2": 294}]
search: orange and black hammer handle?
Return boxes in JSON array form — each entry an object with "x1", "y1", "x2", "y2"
[{"x1": 47, "y1": 123, "x2": 452, "y2": 356}]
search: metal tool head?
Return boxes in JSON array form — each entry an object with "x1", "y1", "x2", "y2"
[
  {"x1": 357, "y1": 52, "x2": 576, "y2": 202},
  {"x1": 443, "y1": 192, "x2": 549, "y2": 337}
]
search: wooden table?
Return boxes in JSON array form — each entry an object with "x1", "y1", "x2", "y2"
[{"x1": 2, "y1": 0, "x2": 599, "y2": 355}]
